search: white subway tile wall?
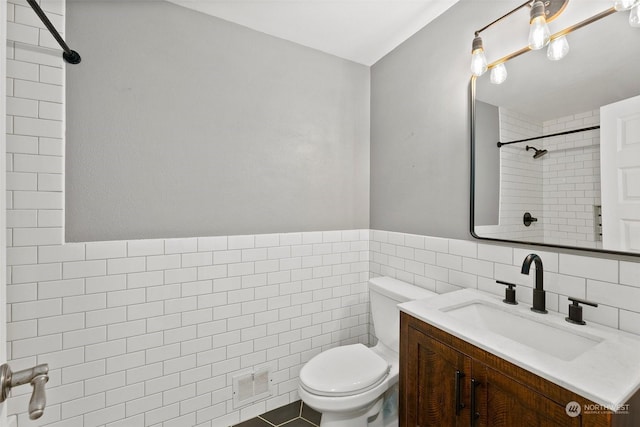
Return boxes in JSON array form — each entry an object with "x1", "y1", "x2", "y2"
[
  {"x1": 5, "y1": 1, "x2": 640, "y2": 426},
  {"x1": 541, "y1": 110, "x2": 601, "y2": 249},
  {"x1": 370, "y1": 230, "x2": 639, "y2": 332},
  {"x1": 6, "y1": 231, "x2": 371, "y2": 427}
]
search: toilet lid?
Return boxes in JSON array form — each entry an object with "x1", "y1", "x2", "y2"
[{"x1": 299, "y1": 344, "x2": 390, "y2": 397}]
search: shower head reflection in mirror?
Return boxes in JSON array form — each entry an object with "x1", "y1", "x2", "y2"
[{"x1": 526, "y1": 145, "x2": 548, "y2": 159}]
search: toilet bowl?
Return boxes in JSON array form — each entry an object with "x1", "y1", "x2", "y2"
[{"x1": 298, "y1": 277, "x2": 437, "y2": 427}]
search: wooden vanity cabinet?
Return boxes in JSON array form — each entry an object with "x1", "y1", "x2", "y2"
[{"x1": 399, "y1": 312, "x2": 640, "y2": 427}]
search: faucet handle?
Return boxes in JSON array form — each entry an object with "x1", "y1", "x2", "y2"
[
  {"x1": 566, "y1": 297, "x2": 599, "y2": 325},
  {"x1": 496, "y1": 280, "x2": 518, "y2": 305}
]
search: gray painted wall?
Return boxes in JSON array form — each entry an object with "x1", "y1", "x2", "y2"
[
  {"x1": 66, "y1": 0, "x2": 370, "y2": 241},
  {"x1": 370, "y1": 0, "x2": 502, "y2": 239},
  {"x1": 475, "y1": 101, "x2": 499, "y2": 226}
]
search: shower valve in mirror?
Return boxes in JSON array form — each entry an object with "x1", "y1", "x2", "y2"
[{"x1": 523, "y1": 212, "x2": 538, "y2": 227}]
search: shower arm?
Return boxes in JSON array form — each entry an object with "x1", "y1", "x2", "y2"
[
  {"x1": 496, "y1": 125, "x2": 599, "y2": 147},
  {"x1": 25, "y1": 0, "x2": 81, "y2": 64}
]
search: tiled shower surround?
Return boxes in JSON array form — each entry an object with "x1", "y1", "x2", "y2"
[
  {"x1": 491, "y1": 107, "x2": 544, "y2": 241},
  {"x1": 541, "y1": 110, "x2": 601, "y2": 249},
  {"x1": 478, "y1": 107, "x2": 601, "y2": 249},
  {"x1": 5, "y1": 0, "x2": 640, "y2": 426}
]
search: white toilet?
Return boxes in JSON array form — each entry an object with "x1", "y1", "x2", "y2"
[{"x1": 298, "y1": 276, "x2": 437, "y2": 427}]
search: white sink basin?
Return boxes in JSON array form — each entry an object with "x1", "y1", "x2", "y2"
[
  {"x1": 399, "y1": 288, "x2": 640, "y2": 410},
  {"x1": 443, "y1": 301, "x2": 602, "y2": 361}
]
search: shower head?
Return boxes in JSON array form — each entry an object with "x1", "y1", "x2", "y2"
[{"x1": 526, "y1": 145, "x2": 548, "y2": 159}]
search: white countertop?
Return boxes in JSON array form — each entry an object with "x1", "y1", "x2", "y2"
[{"x1": 399, "y1": 288, "x2": 640, "y2": 410}]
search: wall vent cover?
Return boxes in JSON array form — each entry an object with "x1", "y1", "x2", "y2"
[{"x1": 232, "y1": 367, "x2": 273, "y2": 408}]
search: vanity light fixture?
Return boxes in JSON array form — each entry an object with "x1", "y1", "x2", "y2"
[
  {"x1": 471, "y1": 0, "x2": 569, "y2": 83},
  {"x1": 471, "y1": 0, "x2": 640, "y2": 82},
  {"x1": 528, "y1": 0, "x2": 551, "y2": 49}
]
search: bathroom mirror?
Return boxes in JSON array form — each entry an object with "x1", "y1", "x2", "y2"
[{"x1": 471, "y1": 8, "x2": 640, "y2": 256}]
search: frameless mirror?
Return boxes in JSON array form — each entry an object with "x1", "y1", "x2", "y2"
[{"x1": 471, "y1": 8, "x2": 640, "y2": 255}]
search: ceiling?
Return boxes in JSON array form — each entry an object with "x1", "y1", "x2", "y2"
[{"x1": 166, "y1": 0, "x2": 460, "y2": 65}]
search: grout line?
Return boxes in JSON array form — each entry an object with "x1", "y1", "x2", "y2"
[
  {"x1": 299, "y1": 402, "x2": 321, "y2": 427},
  {"x1": 299, "y1": 415, "x2": 320, "y2": 427},
  {"x1": 278, "y1": 419, "x2": 310, "y2": 427},
  {"x1": 256, "y1": 416, "x2": 278, "y2": 427}
]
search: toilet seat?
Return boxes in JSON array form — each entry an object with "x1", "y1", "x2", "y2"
[{"x1": 299, "y1": 344, "x2": 390, "y2": 397}]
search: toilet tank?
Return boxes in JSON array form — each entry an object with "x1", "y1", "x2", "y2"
[{"x1": 369, "y1": 277, "x2": 437, "y2": 353}]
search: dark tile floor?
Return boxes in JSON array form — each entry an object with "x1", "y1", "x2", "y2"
[{"x1": 232, "y1": 400, "x2": 321, "y2": 427}]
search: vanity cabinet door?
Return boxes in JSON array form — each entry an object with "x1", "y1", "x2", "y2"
[
  {"x1": 401, "y1": 323, "x2": 471, "y2": 427},
  {"x1": 401, "y1": 312, "x2": 639, "y2": 427},
  {"x1": 473, "y1": 360, "x2": 581, "y2": 427}
]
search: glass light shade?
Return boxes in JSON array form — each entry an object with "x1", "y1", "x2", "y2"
[
  {"x1": 547, "y1": 36, "x2": 570, "y2": 60},
  {"x1": 614, "y1": 0, "x2": 640, "y2": 11},
  {"x1": 490, "y1": 63, "x2": 508, "y2": 84},
  {"x1": 630, "y1": 5, "x2": 640, "y2": 26},
  {"x1": 529, "y1": 15, "x2": 551, "y2": 50},
  {"x1": 471, "y1": 49, "x2": 488, "y2": 76}
]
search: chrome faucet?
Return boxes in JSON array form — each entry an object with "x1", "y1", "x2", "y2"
[
  {"x1": 521, "y1": 254, "x2": 547, "y2": 314},
  {"x1": 0, "y1": 363, "x2": 49, "y2": 420}
]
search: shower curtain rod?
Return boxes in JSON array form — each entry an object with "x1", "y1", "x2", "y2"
[
  {"x1": 26, "y1": 0, "x2": 81, "y2": 64},
  {"x1": 496, "y1": 125, "x2": 600, "y2": 147}
]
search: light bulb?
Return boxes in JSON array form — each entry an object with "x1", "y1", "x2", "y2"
[
  {"x1": 547, "y1": 36, "x2": 569, "y2": 60},
  {"x1": 529, "y1": 16, "x2": 551, "y2": 49},
  {"x1": 630, "y1": 5, "x2": 640, "y2": 26},
  {"x1": 614, "y1": 0, "x2": 640, "y2": 11},
  {"x1": 470, "y1": 35, "x2": 488, "y2": 76},
  {"x1": 471, "y1": 50, "x2": 488, "y2": 76},
  {"x1": 490, "y1": 63, "x2": 508, "y2": 84},
  {"x1": 528, "y1": 0, "x2": 550, "y2": 50}
]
